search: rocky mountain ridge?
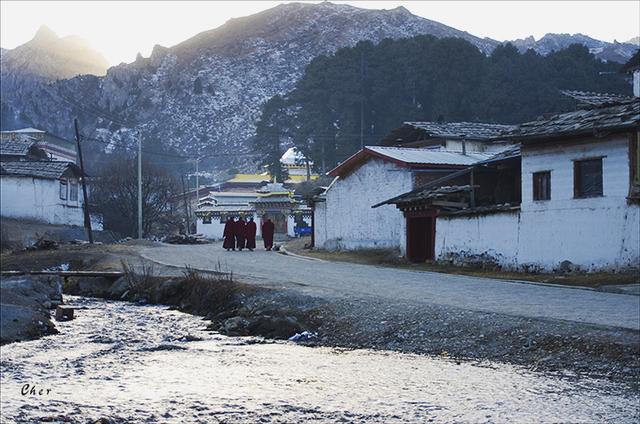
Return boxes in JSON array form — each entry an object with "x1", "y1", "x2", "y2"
[
  {"x1": 1, "y1": 2, "x2": 636, "y2": 170},
  {"x1": 508, "y1": 33, "x2": 638, "y2": 64}
]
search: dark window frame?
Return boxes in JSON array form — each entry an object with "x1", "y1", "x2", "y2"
[
  {"x1": 573, "y1": 157, "x2": 604, "y2": 199},
  {"x1": 69, "y1": 180, "x2": 78, "y2": 202},
  {"x1": 532, "y1": 171, "x2": 551, "y2": 201},
  {"x1": 59, "y1": 180, "x2": 68, "y2": 200}
]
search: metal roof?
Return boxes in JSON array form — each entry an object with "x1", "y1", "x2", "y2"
[
  {"x1": 404, "y1": 122, "x2": 516, "y2": 141},
  {"x1": 366, "y1": 146, "x2": 492, "y2": 165},
  {"x1": 507, "y1": 97, "x2": 639, "y2": 141},
  {"x1": 329, "y1": 146, "x2": 492, "y2": 177},
  {"x1": 0, "y1": 161, "x2": 81, "y2": 179}
]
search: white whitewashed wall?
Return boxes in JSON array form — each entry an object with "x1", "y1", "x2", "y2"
[
  {"x1": 435, "y1": 211, "x2": 520, "y2": 268},
  {"x1": 197, "y1": 213, "x2": 260, "y2": 240},
  {"x1": 518, "y1": 135, "x2": 639, "y2": 271},
  {"x1": 0, "y1": 176, "x2": 84, "y2": 226},
  {"x1": 434, "y1": 135, "x2": 640, "y2": 271},
  {"x1": 315, "y1": 158, "x2": 411, "y2": 250}
]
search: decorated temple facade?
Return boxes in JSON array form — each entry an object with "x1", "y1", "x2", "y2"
[{"x1": 195, "y1": 183, "x2": 312, "y2": 240}]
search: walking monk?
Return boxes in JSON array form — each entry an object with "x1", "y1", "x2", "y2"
[
  {"x1": 245, "y1": 217, "x2": 257, "y2": 251},
  {"x1": 223, "y1": 217, "x2": 235, "y2": 251},
  {"x1": 235, "y1": 216, "x2": 246, "y2": 251},
  {"x1": 261, "y1": 217, "x2": 275, "y2": 251}
]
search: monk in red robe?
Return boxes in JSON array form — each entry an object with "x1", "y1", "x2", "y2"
[
  {"x1": 235, "y1": 217, "x2": 246, "y2": 251},
  {"x1": 222, "y1": 217, "x2": 235, "y2": 251},
  {"x1": 261, "y1": 217, "x2": 275, "y2": 251},
  {"x1": 245, "y1": 217, "x2": 257, "y2": 251}
]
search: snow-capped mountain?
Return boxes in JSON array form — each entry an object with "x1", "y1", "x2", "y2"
[
  {"x1": 1, "y1": 3, "x2": 636, "y2": 169},
  {"x1": 508, "y1": 33, "x2": 638, "y2": 64},
  {"x1": 1, "y1": 2, "x2": 499, "y2": 164},
  {"x1": 1, "y1": 25, "x2": 109, "y2": 80}
]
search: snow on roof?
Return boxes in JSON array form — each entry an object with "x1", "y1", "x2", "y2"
[
  {"x1": 280, "y1": 147, "x2": 311, "y2": 166},
  {"x1": 1, "y1": 128, "x2": 46, "y2": 134}
]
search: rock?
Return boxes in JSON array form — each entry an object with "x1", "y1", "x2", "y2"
[
  {"x1": 108, "y1": 277, "x2": 131, "y2": 298},
  {"x1": 288, "y1": 331, "x2": 317, "y2": 342},
  {"x1": 25, "y1": 238, "x2": 58, "y2": 251},
  {"x1": 55, "y1": 305, "x2": 74, "y2": 321},
  {"x1": 221, "y1": 316, "x2": 251, "y2": 336},
  {"x1": 153, "y1": 279, "x2": 182, "y2": 302},
  {"x1": 558, "y1": 260, "x2": 574, "y2": 273},
  {"x1": 246, "y1": 315, "x2": 303, "y2": 339},
  {"x1": 67, "y1": 277, "x2": 114, "y2": 298},
  {"x1": 1, "y1": 276, "x2": 61, "y2": 344}
]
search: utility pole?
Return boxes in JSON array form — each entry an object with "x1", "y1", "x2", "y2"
[
  {"x1": 137, "y1": 131, "x2": 143, "y2": 239},
  {"x1": 74, "y1": 119, "x2": 93, "y2": 243},
  {"x1": 181, "y1": 175, "x2": 191, "y2": 234},
  {"x1": 360, "y1": 50, "x2": 365, "y2": 150},
  {"x1": 194, "y1": 157, "x2": 200, "y2": 212}
]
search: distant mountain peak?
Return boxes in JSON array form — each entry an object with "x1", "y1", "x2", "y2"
[
  {"x1": 2, "y1": 26, "x2": 109, "y2": 79},
  {"x1": 32, "y1": 25, "x2": 58, "y2": 42}
]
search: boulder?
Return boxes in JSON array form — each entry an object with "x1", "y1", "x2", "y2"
[
  {"x1": 221, "y1": 316, "x2": 251, "y2": 336},
  {"x1": 246, "y1": 315, "x2": 303, "y2": 339}
]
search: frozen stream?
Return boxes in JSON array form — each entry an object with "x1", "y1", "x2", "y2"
[{"x1": 1, "y1": 297, "x2": 638, "y2": 423}]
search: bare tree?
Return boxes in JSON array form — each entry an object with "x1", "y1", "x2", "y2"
[{"x1": 91, "y1": 154, "x2": 182, "y2": 238}]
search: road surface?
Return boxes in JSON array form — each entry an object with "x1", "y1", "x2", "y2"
[{"x1": 141, "y1": 243, "x2": 640, "y2": 330}]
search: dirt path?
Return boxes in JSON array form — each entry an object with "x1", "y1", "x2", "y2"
[{"x1": 140, "y1": 242, "x2": 640, "y2": 330}]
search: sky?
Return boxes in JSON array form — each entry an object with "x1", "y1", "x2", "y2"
[{"x1": 1, "y1": 1, "x2": 639, "y2": 65}]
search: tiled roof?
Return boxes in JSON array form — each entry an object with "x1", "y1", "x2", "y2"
[
  {"x1": 0, "y1": 136, "x2": 38, "y2": 156},
  {"x1": 0, "y1": 161, "x2": 80, "y2": 179},
  {"x1": 196, "y1": 204, "x2": 254, "y2": 213},
  {"x1": 404, "y1": 122, "x2": 516, "y2": 141},
  {"x1": 560, "y1": 90, "x2": 634, "y2": 108},
  {"x1": 389, "y1": 185, "x2": 474, "y2": 205},
  {"x1": 252, "y1": 195, "x2": 295, "y2": 204},
  {"x1": 508, "y1": 98, "x2": 639, "y2": 141}
]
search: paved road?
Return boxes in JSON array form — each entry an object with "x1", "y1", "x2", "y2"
[{"x1": 141, "y1": 243, "x2": 640, "y2": 330}]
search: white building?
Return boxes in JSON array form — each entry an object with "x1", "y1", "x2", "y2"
[
  {"x1": 0, "y1": 161, "x2": 86, "y2": 226},
  {"x1": 195, "y1": 184, "x2": 311, "y2": 240},
  {"x1": 0, "y1": 128, "x2": 77, "y2": 163},
  {"x1": 381, "y1": 94, "x2": 639, "y2": 272},
  {"x1": 314, "y1": 145, "x2": 493, "y2": 251}
]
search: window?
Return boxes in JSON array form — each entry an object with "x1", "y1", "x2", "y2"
[
  {"x1": 202, "y1": 215, "x2": 212, "y2": 224},
  {"x1": 574, "y1": 158, "x2": 603, "y2": 198},
  {"x1": 69, "y1": 181, "x2": 78, "y2": 202},
  {"x1": 59, "y1": 180, "x2": 67, "y2": 200},
  {"x1": 532, "y1": 171, "x2": 551, "y2": 201},
  {"x1": 632, "y1": 132, "x2": 640, "y2": 186}
]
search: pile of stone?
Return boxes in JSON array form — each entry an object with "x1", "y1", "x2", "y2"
[
  {"x1": 163, "y1": 234, "x2": 209, "y2": 245},
  {"x1": 25, "y1": 238, "x2": 58, "y2": 251}
]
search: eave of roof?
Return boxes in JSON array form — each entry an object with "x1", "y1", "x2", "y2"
[{"x1": 328, "y1": 146, "x2": 490, "y2": 178}]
